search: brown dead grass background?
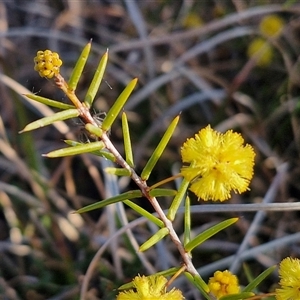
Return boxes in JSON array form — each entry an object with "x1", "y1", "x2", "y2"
[{"x1": 0, "y1": 1, "x2": 300, "y2": 299}]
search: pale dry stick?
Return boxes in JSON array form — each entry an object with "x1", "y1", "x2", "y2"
[
  {"x1": 187, "y1": 202, "x2": 300, "y2": 214},
  {"x1": 124, "y1": 0, "x2": 155, "y2": 79}
]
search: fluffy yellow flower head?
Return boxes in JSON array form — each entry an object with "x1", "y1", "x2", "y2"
[
  {"x1": 247, "y1": 38, "x2": 273, "y2": 67},
  {"x1": 34, "y1": 50, "x2": 62, "y2": 79},
  {"x1": 181, "y1": 125, "x2": 255, "y2": 201},
  {"x1": 117, "y1": 275, "x2": 184, "y2": 300},
  {"x1": 259, "y1": 14, "x2": 284, "y2": 37},
  {"x1": 208, "y1": 270, "x2": 240, "y2": 299},
  {"x1": 276, "y1": 257, "x2": 300, "y2": 300}
]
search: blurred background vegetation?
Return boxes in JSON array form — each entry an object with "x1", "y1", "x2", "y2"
[{"x1": 1, "y1": 0, "x2": 300, "y2": 299}]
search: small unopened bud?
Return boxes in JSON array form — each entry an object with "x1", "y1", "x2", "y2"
[{"x1": 34, "y1": 50, "x2": 62, "y2": 79}]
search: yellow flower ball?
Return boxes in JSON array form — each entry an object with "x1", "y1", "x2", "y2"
[
  {"x1": 276, "y1": 257, "x2": 300, "y2": 300},
  {"x1": 117, "y1": 275, "x2": 184, "y2": 300},
  {"x1": 208, "y1": 270, "x2": 240, "y2": 299},
  {"x1": 34, "y1": 50, "x2": 62, "y2": 79},
  {"x1": 247, "y1": 38, "x2": 273, "y2": 67},
  {"x1": 259, "y1": 14, "x2": 284, "y2": 37},
  {"x1": 180, "y1": 125, "x2": 255, "y2": 201},
  {"x1": 182, "y1": 12, "x2": 204, "y2": 29}
]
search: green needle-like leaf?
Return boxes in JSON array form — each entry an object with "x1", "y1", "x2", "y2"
[
  {"x1": 185, "y1": 273, "x2": 210, "y2": 299},
  {"x1": 44, "y1": 141, "x2": 105, "y2": 158},
  {"x1": 105, "y1": 167, "x2": 131, "y2": 176},
  {"x1": 184, "y1": 218, "x2": 238, "y2": 252},
  {"x1": 149, "y1": 188, "x2": 177, "y2": 197},
  {"x1": 64, "y1": 140, "x2": 83, "y2": 147},
  {"x1": 84, "y1": 49, "x2": 108, "y2": 107},
  {"x1": 155, "y1": 267, "x2": 183, "y2": 278},
  {"x1": 68, "y1": 41, "x2": 91, "y2": 91},
  {"x1": 167, "y1": 176, "x2": 190, "y2": 221},
  {"x1": 122, "y1": 112, "x2": 134, "y2": 167},
  {"x1": 242, "y1": 265, "x2": 276, "y2": 293},
  {"x1": 89, "y1": 149, "x2": 115, "y2": 161},
  {"x1": 123, "y1": 200, "x2": 164, "y2": 228},
  {"x1": 184, "y1": 196, "x2": 191, "y2": 246},
  {"x1": 85, "y1": 123, "x2": 103, "y2": 138},
  {"x1": 64, "y1": 140, "x2": 116, "y2": 161},
  {"x1": 193, "y1": 274, "x2": 210, "y2": 294},
  {"x1": 243, "y1": 263, "x2": 253, "y2": 287},
  {"x1": 141, "y1": 115, "x2": 180, "y2": 181},
  {"x1": 75, "y1": 190, "x2": 143, "y2": 213},
  {"x1": 102, "y1": 78, "x2": 138, "y2": 131},
  {"x1": 24, "y1": 94, "x2": 75, "y2": 110},
  {"x1": 19, "y1": 109, "x2": 80, "y2": 133},
  {"x1": 139, "y1": 227, "x2": 169, "y2": 252}
]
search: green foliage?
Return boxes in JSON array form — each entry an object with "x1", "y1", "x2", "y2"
[
  {"x1": 141, "y1": 115, "x2": 180, "y2": 181},
  {"x1": 68, "y1": 41, "x2": 91, "y2": 91},
  {"x1": 101, "y1": 78, "x2": 138, "y2": 131},
  {"x1": 45, "y1": 140, "x2": 105, "y2": 157},
  {"x1": 122, "y1": 112, "x2": 134, "y2": 167},
  {"x1": 84, "y1": 48, "x2": 108, "y2": 107},
  {"x1": 24, "y1": 94, "x2": 75, "y2": 109},
  {"x1": 184, "y1": 218, "x2": 238, "y2": 253},
  {"x1": 243, "y1": 265, "x2": 277, "y2": 293},
  {"x1": 20, "y1": 108, "x2": 79, "y2": 132},
  {"x1": 139, "y1": 227, "x2": 169, "y2": 252},
  {"x1": 76, "y1": 190, "x2": 143, "y2": 213}
]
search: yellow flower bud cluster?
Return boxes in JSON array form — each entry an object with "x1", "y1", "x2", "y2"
[
  {"x1": 247, "y1": 14, "x2": 284, "y2": 67},
  {"x1": 208, "y1": 270, "x2": 240, "y2": 299},
  {"x1": 34, "y1": 50, "x2": 62, "y2": 79}
]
